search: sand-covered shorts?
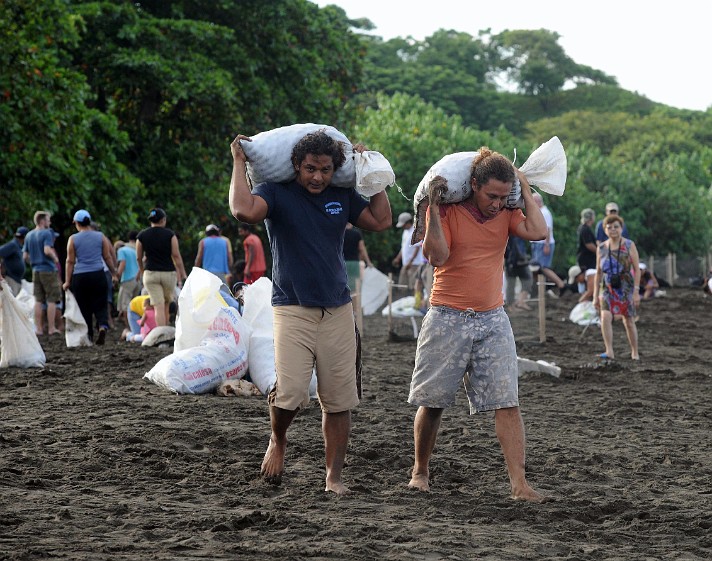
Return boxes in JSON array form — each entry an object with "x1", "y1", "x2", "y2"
[{"x1": 408, "y1": 305, "x2": 519, "y2": 413}]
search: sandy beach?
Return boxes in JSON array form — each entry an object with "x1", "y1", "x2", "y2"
[{"x1": 1, "y1": 287, "x2": 711, "y2": 560}]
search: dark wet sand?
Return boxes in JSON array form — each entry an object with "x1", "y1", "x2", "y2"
[{"x1": 1, "y1": 287, "x2": 710, "y2": 560}]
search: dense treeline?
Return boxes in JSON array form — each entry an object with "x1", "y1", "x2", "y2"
[{"x1": 1, "y1": 0, "x2": 711, "y2": 275}]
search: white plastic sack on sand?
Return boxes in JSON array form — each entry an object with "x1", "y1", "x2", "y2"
[
  {"x1": 569, "y1": 301, "x2": 600, "y2": 326},
  {"x1": 381, "y1": 296, "x2": 424, "y2": 318},
  {"x1": 64, "y1": 289, "x2": 92, "y2": 347},
  {"x1": 0, "y1": 281, "x2": 46, "y2": 368},
  {"x1": 241, "y1": 123, "x2": 356, "y2": 188},
  {"x1": 361, "y1": 267, "x2": 389, "y2": 315},
  {"x1": 242, "y1": 277, "x2": 317, "y2": 397},
  {"x1": 141, "y1": 325, "x2": 176, "y2": 347},
  {"x1": 174, "y1": 267, "x2": 228, "y2": 352},
  {"x1": 144, "y1": 306, "x2": 251, "y2": 394},
  {"x1": 354, "y1": 150, "x2": 396, "y2": 196}
]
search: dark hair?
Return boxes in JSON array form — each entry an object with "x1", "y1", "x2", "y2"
[
  {"x1": 148, "y1": 208, "x2": 167, "y2": 224},
  {"x1": 291, "y1": 130, "x2": 346, "y2": 171},
  {"x1": 127, "y1": 230, "x2": 138, "y2": 241},
  {"x1": 470, "y1": 147, "x2": 516, "y2": 187},
  {"x1": 238, "y1": 223, "x2": 254, "y2": 233},
  {"x1": 603, "y1": 214, "x2": 624, "y2": 228},
  {"x1": 78, "y1": 217, "x2": 92, "y2": 227}
]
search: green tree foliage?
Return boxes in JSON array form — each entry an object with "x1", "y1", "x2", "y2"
[
  {"x1": 3, "y1": 1, "x2": 710, "y2": 278},
  {"x1": 65, "y1": 0, "x2": 364, "y2": 259},
  {"x1": 358, "y1": 31, "x2": 511, "y2": 131},
  {"x1": 0, "y1": 0, "x2": 142, "y2": 239},
  {"x1": 542, "y1": 142, "x2": 712, "y2": 272},
  {"x1": 489, "y1": 29, "x2": 617, "y2": 97}
]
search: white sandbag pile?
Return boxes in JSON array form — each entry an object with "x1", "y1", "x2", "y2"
[
  {"x1": 144, "y1": 306, "x2": 250, "y2": 395},
  {"x1": 411, "y1": 136, "x2": 567, "y2": 244},
  {"x1": 240, "y1": 123, "x2": 395, "y2": 196},
  {"x1": 144, "y1": 267, "x2": 252, "y2": 394}
]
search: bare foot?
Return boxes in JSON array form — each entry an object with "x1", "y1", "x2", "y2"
[
  {"x1": 260, "y1": 436, "x2": 286, "y2": 485},
  {"x1": 407, "y1": 474, "x2": 430, "y2": 492},
  {"x1": 48, "y1": 330, "x2": 61, "y2": 335},
  {"x1": 325, "y1": 479, "x2": 350, "y2": 496},
  {"x1": 511, "y1": 484, "x2": 551, "y2": 503}
]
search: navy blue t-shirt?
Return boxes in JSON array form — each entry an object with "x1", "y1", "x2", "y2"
[{"x1": 252, "y1": 180, "x2": 369, "y2": 307}]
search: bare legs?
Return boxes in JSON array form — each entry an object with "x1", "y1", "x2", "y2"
[
  {"x1": 408, "y1": 405, "x2": 548, "y2": 502},
  {"x1": 494, "y1": 407, "x2": 548, "y2": 502},
  {"x1": 261, "y1": 406, "x2": 352, "y2": 495},
  {"x1": 34, "y1": 301, "x2": 60, "y2": 335},
  {"x1": 155, "y1": 303, "x2": 169, "y2": 327},
  {"x1": 261, "y1": 405, "x2": 298, "y2": 485},
  {"x1": 33, "y1": 302, "x2": 44, "y2": 335},
  {"x1": 622, "y1": 316, "x2": 639, "y2": 359},
  {"x1": 600, "y1": 310, "x2": 615, "y2": 358},
  {"x1": 408, "y1": 407, "x2": 444, "y2": 492},
  {"x1": 323, "y1": 410, "x2": 351, "y2": 495},
  {"x1": 600, "y1": 310, "x2": 639, "y2": 359}
]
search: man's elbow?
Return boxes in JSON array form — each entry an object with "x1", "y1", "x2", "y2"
[{"x1": 375, "y1": 216, "x2": 393, "y2": 232}]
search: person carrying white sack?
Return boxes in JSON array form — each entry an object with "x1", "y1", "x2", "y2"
[
  {"x1": 407, "y1": 147, "x2": 550, "y2": 502},
  {"x1": 230, "y1": 129, "x2": 392, "y2": 495}
]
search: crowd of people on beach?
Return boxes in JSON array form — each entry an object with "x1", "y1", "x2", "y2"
[{"x1": 0, "y1": 126, "x2": 695, "y2": 503}]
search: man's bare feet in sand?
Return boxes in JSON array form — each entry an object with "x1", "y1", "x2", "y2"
[
  {"x1": 260, "y1": 436, "x2": 286, "y2": 485},
  {"x1": 407, "y1": 473, "x2": 430, "y2": 492},
  {"x1": 325, "y1": 479, "x2": 350, "y2": 496},
  {"x1": 511, "y1": 484, "x2": 551, "y2": 503}
]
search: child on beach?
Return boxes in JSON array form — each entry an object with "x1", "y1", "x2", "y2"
[{"x1": 123, "y1": 295, "x2": 157, "y2": 343}]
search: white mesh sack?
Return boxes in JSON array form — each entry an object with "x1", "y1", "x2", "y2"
[{"x1": 241, "y1": 123, "x2": 356, "y2": 187}]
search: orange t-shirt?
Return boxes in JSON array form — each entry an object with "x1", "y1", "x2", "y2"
[
  {"x1": 243, "y1": 233, "x2": 266, "y2": 272},
  {"x1": 429, "y1": 204, "x2": 525, "y2": 311}
]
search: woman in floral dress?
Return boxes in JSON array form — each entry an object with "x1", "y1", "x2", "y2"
[{"x1": 593, "y1": 214, "x2": 641, "y2": 360}]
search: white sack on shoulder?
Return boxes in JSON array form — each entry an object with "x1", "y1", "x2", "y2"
[
  {"x1": 241, "y1": 123, "x2": 356, "y2": 188},
  {"x1": 354, "y1": 150, "x2": 396, "y2": 196},
  {"x1": 0, "y1": 281, "x2": 46, "y2": 368},
  {"x1": 518, "y1": 136, "x2": 567, "y2": 196},
  {"x1": 410, "y1": 137, "x2": 567, "y2": 244},
  {"x1": 144, "y1": 306, "x2": 251, "y2": 394},
  {"x1": 64, "y1": 289, "x2": 92, "y2": 347}
]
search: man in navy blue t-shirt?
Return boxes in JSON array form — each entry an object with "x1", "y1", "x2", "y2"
[{"x1": 229, "y1": 130, "x2": 391, "y2": 495}]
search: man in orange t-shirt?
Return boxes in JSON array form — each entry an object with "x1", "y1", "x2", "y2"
[
  {"x1": 407, "y1": 147, "x2": 550, "y2": 503},
  {"x1": 238, "y1": 223, "x2": 266, "y2": 284}
]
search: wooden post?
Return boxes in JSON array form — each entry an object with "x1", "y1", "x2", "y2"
[
  {"x1": 353, "y1": 278, "x2": 363, "y2": 335},
  {"x1": 538, "y1": 273, "x2": 546, "y2": 343},
  {"x1": 387, "y1": 272, "x2": 394, "y2": 334}
]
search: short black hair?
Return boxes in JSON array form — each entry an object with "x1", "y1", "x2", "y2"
[
  {"x1": 148, "y1": 208, "x2": 166, "y2": 223},
  {"x1": 291, "y1": 130, "x2": 346, "y2": 171},
  {"x1": 127, "y1": 230, "x2": 138, "y2": 241}
]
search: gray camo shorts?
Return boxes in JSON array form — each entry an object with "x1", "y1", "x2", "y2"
[{"x1": 408, "y1": 305, "x2": 519, "y2": 413}]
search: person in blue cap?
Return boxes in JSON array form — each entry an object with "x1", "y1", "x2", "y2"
[{"x1": 63, "y1": 209, "x2": 117, "y2": 345}]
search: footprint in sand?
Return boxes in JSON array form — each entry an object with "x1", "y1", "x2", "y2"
[{"x1": 170, "y1": 439, "x2": 210, "y2": 453}]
